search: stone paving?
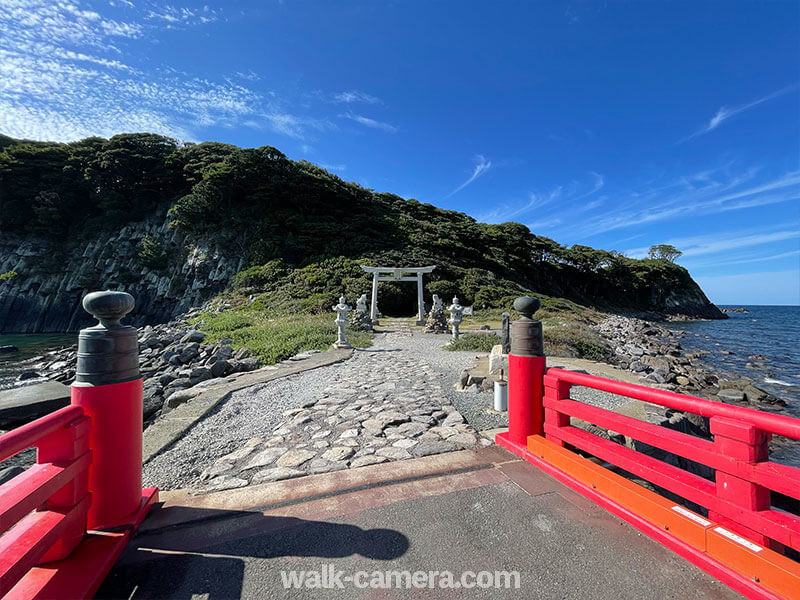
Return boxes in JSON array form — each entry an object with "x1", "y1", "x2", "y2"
[{"x1": 198, "y1": 320, "x2": 489, "y2": 493}]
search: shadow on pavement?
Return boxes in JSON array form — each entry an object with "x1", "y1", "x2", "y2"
[{"x1": 96, "y1": 507, "x2": 409, "y2": 599}]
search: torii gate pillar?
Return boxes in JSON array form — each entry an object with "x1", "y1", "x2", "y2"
[{"x1": 361, "y1": 265, "x2": 436, "y2": 326}]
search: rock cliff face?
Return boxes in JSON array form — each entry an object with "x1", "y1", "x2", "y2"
[{"x1": 0, "y1": 209, "x2": 244, "y2": 333}]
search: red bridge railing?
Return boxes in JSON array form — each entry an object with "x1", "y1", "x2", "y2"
[
  {"x1": 543, "y1": 368, "x2": 800, "y2": 553},
  {"x1": 0, "y1": 406, "x2": 92, "y2": 596},
  {"x1": 0, "y1": 291, "x2": 157, "y2": 599},
  {"x1": 496, "y1": 296, "x2": 800, "y2": 600}
]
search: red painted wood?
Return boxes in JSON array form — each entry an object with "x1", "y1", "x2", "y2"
[
  {"x1": 0, "y1": 495, "x2": 91, "y2": 596},
  {"x1": 545, "y1": 368, "x2": 800, "y2": 440},
  {"x1": 544, "y1": 423, "x2": 800, "y2": 551},
  {"x1": 0, "y1": 453, "x2": 92, "y2": 534},
  {"x1": 508, "y1": 354, "x2": 546, "y2": 444},
  {"x1": 0, "y1": 406, "x2": 84, "y2": 463},
  {"x1": 544, "y1": 396, "x2": 719, "y2": 466},
  {"x1": 544, "y1": 423, "x2": 718, "y2": 502},
  {"x1": 72, "y1": 379, "x2": 143, "y2": 530},
  {"x1": 513, "y1": 439, "x2": 784, "y2": 600}
]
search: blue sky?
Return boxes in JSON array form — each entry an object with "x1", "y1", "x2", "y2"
[{"x1": 1, "y1": 1, "x2": 798, "y2": 304}]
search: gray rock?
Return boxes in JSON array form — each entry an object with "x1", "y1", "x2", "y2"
[
  {"x1": 181, "y1": 331, "x2": 206, "y2": 343},
  {"x1": 717, "y1": 389, "x2": 746, "y2": 402},
  {"x1": 350, "y1": 455, "x2": 388, "y2": 468},
  {"x1": 276, "y1": 449, "x2": 316, "y2": 468},
  {"x1": 203, "y1": 475, "x2": 249, "y2": 492},
  {"x1": 158, "y1": 373, "x2": 177, "y2": 387},
  {"x1": 178, "y1": 343, "x2": 200, "y2": 363},
  {"x1": 210, "y1": 359, "x2": 229, "y2": 378},
  {"x1": 376, "y1": 447, "x2": 413, "y2": 460},
  {"x1": 321, "y1": 446, "x2": 355, "y2": 461},
  {"x1": 0, "y1": 466, "x2": 25, "y2": 485},
  {"x1": 164, "y1": 387, "x2": 202, "y2": 410},
  {"x1": 412, "y1": 440, "x2": 457, "y2": 457},
  {"x1": 242, "y1": 447, "x2": 288, "y2": 470},
  {"x1": 251, "y1": 467, "x2": 304, "y2": 484}
]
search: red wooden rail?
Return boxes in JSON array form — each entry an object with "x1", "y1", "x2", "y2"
[
  {"x1": 0, "y1": 405, "x2": 92, "y2": 597},
  {"x1": 542, "y1": 367, "x2": 800, "y2": 553}
]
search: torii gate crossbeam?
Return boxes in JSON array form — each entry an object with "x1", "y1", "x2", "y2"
[{"x1": 360, "y1": 265, "x2": 436, "y2": 325}]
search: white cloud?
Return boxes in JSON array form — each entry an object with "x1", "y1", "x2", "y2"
[
  {"x1": 684, "y1": 84, "x2": 799, "y2": 140},
  {"x1": 445, "y1": 155, "x2": 492, "y2": 198},
  {"x1": 626, "y1": 228, "x2": 800, "y2": 260},
  {"x1": 333, "y1": 90, "x2": 382, "y2": 104},
  {"x1": 342, "y1": 112, "x2": 397, "y2": 133},
  {"x1": 0, "y1": 1, "x2": 306, "y2": 142}
]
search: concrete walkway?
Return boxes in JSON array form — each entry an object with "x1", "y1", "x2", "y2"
[{"x1": 98, "y1": 445, "x2": 740, "y2": 599}]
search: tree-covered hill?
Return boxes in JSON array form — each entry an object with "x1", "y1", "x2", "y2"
[{"x1": 0, "y1": 132, "x2": 724, "y2": 322}]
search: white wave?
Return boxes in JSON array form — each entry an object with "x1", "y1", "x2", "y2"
[{"x1": 764, "y1": 377, "x2": 795, "y2": 387}]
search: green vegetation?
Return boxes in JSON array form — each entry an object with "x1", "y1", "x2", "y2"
[
  {"x1": 0, "y1": 132, "x2": 721, "y2": 319},
  {"x1": 443, "y1": 333, "x2": 501, "y2": 352},
  {"x1": 137, "y1": 234, "x2": 169, "y2": 271},
  {"x1": 190, "y1": 310, "x2": 373, "y2": 365},
  {"x1": 0, "y1": 270, "x2": 18, "y2": 282},
  {"x1": 648, "y1": 244, "x2": 683, "y2": 262}
]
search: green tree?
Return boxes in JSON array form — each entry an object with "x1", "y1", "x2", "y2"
[{"x1": 648, "y1": 244, "x2": 683, "y2": 262}]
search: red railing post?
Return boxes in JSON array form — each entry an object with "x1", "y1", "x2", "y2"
[
  {"x1": 508, "y1": 296, "x2": 546, "y2": 446},
  {"x1": 709, "y1": 416, "x2": 777, "y2": 549},
  {"x1": 35, "y1": 415, "x2": 91, "y2": 562},
  {"x1": 70, "y1": 291, "x2": 144, "y2": 530}
]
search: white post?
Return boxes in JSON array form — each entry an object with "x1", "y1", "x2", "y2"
[
  {"x1": 416, "y1": 273, "x2": 425, "y2": 325},
  {"x1": 370, "y1": 272, "x2": 379, "y2": 324}
]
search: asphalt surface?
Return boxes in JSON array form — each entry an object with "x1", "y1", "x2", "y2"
[{"x1": 98, "y1": 447, "x2": 740, "y2": 600}]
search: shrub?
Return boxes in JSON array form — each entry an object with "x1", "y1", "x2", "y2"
[
  {"x1": 443, "y1": 333, "x2": 500, "y2": 352},
  {"x1": 232, "y1": 259, "x2": 288, "y2": 291},
  {"x1": 137, "y1": 234, "x2": 168, "y2": 271}
]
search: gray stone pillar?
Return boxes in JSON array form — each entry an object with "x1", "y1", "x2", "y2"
[
  {"x1": 501, "y1": 311, "x2": 511, "y2": 354},
  {"x1": 416, "y1": 273, "x2": 425, "y2": 325},
  {"x1": 370, "y1": 272, "x2": 379, "y2": 324}
]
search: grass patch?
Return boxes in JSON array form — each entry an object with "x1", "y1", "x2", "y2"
[
  {"x1": 443, "y1": 333, "x2": 500, "y2": 353},
  {"x1": 543, "y1": 326, "x2": 611, "y2": 361},
  {"x1": 190, "y1": 310, "x2": 373, "y2": 365}
]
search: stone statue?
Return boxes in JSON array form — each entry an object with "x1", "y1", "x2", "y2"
[
  {"x1": 447, "y1": 297, "x2": 464, "y2": 340},
  {"x1": 424, "y1": 293, "x2": 449, "y2": 334},
  {"x1": 332, "y1": 296, "x2": 352, "y2": 349},
  {"x1": 350, "y1": 293, "x2": 373, "y2": 331}
]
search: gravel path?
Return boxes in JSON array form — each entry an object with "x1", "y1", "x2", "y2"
[{"x1": 143, "y1": 320, "x2": 486, "y2": 492}]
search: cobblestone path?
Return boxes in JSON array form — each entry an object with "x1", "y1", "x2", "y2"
[{"x1": 198, "y1": 320, "x2": 488, "y2": 492}]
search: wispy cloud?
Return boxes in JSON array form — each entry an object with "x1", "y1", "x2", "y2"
[
  {"x1": 683, "y1": 84, "x2": 799, "y2": 141},
  {"x1": 319, "y1": 163, "x2": 346, "y2": 172},
  {"x1": 477, "y1": 172, "x2": 603, "y2": 223},
  {"x1": 625, "y1": 227, "x2": 800, "y2": 260},
  {"x1": 333, "y1": 90, "x2": 382, "y2": 104},
  {"x1": 0, "y1": 0, "x2": 314, "y2": 142},
  {"x1": 445, "y1": 154, "x2": 492, "y2": 198},
  {"x1": 342, "y1": 112, "x2": 397, "y2": 133},
  {"x1": 568, "y1": 168, "x2": 800, "y2": 238}
]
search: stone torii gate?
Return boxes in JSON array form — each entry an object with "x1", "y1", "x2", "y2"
[{"x1": 360, "y1": 265, "x2": 436, "y2": 325}]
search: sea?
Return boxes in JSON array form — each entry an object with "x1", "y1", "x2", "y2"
[{"x1": 663, "y1": 306, "x2": 800, "y2": 419}]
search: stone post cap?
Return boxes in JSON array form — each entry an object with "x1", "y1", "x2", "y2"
[
  {"x1": 83, "y1": 290, "x2": 135, "y2": 328},
  {"x1": 513, "y1": 296, "x2": 540, "y2": 320}
]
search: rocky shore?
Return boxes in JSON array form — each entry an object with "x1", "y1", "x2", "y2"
[
  {"x1": 5, "y1": 312, "x2": 264, "y2": 427},
  {"x1": 593, "y1": 315, "x2": 785, "y2": 409}
]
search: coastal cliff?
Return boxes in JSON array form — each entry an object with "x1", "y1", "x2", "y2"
[
  {"x1": 0, "y1": 209, "x2": 243, "y2": 332},
  {"x1": 0, "y1": 132, "x2": 725, "y2": 332}
]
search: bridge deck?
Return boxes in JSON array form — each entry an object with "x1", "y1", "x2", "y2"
[{"x1": 97, "y1": 445, "x2": 741, "y2": 599}]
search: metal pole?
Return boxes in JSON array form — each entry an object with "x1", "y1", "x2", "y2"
[
  {"x1": 508, "y1": 296, "x2": 545, "y2": 446},
  {"x1": 71, "y1": 290, "x2": 143, "y2": 530}
]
